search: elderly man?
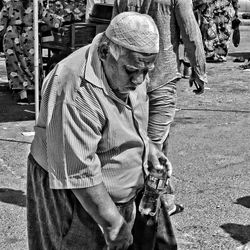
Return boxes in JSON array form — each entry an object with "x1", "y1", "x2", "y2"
[
  {"x1": 27, "y1": 12, "x2": 171, "y2": 250},
  {"x1": 113, "y1": 0, "x2": 207, "y2": 217}
]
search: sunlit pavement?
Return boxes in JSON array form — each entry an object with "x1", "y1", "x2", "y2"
[{"x1": 0, "y1": 26, "x2": 250, "y2": 249}]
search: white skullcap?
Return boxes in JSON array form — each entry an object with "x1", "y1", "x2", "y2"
[{"x1": 105, "y1": 12, "x2": 159, "y2": 54}]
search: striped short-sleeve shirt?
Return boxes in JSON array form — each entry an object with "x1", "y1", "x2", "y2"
[{"x1": 30, "y1": 34, "x2": 149, "y2": 203}]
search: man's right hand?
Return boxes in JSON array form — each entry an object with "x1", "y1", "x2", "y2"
[
  {"x1": 72, "y1": 184, "x2": 133, "y2": 250},
  {"x1": 103, "y1": 217, "x2": 133, "y2": 250}
]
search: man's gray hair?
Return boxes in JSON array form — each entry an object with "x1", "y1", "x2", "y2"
[{"x1": 98, "y1": 33, "x2": 127, "y2": 61}]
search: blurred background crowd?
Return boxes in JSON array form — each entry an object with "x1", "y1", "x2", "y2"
[{"x1": 0, "y1": 0, "x2": 248, "y2": 105}]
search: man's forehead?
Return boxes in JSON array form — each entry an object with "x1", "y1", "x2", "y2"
[{"x1": 126, "y1": 50, "x2": 157, "y2": 63}]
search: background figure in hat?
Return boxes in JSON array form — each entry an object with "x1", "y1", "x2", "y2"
[
  {"x1": 113, "y1": 0, "x2": 207, "y2": 224},
  {"x1": 27, "y1": 12, "x2": 173, "y2": 250},
  {"x1": 85, "y1": 0, "x2": 114, "y2": 22}
]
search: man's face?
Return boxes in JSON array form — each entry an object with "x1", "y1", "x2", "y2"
[{"x1": 104, "y1": 49, "x2": 157, "y2": 99}]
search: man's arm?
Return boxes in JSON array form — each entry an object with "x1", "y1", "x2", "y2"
[
  {"x1": 72, "y1": 184, "x2": 133, "y2": 249},
  {"x1": 175, "y1": 0, "x2": 207, "y2": 93}
]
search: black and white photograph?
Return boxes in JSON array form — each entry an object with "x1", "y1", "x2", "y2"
[{"x1": 0, "y1": 0, "x2": 249, "y2": 249}]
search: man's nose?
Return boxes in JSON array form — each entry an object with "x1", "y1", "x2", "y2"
[{"x1": 131, "y1": 72, "x2": 146, "y2": 85}]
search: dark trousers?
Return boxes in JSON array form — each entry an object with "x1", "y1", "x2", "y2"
[
  {"x1": 130, "y1": 192, "x2": 177, "y2": 250},
  {"x1": 27, "y1": 154, "x2": 135, "y2": 250},
  {"x1": 27, "y1": 154, "x2": 177, "y2": 250}
]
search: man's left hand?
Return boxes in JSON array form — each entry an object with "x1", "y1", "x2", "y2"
[{"x1": 148, "y1": 141, "x2": 172, "y2": 178}]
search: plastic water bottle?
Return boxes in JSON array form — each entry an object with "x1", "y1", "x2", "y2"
[{"x1": 139, "y1": 159, "x2": 169, "y2": 217}]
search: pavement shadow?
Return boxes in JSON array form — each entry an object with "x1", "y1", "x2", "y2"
[
  {"x1": 220, "y1": 196, "x2": 250, "y2": 244},
  {"x1": 172, "y1": 116, "x2": 203, "y2": 127},
  {"x1": 234, "y1": 196, "x2": 250, "y2": 209},
  {"x1": 0, "y1": 89, "x2": 35, "y2": 123},
  {"x1": 228, "y1": 51, "x2": 250, "y2": 59},
  {"x1": 220, "y1": 224, "x2": 250, "y2": 245},
  {"x1": 0, "y1": 188, "x2": 26, "y2": 207}
]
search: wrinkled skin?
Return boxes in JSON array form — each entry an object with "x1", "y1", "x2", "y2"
[{"x1": 100, "y1": 45, "x2": 157, "y2": 101}]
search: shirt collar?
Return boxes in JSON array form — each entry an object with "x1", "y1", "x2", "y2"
[
  {"x1": 84, "y1": 33, "x2": 136, "y2": 108},
  {"x1": 84, "y1": 33, "x2": 105, "y2": 89}
]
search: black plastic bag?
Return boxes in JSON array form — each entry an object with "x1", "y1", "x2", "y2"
[
  {"x1": 232, "y1": 18, "x2": 241, "y2": 47},
  {"x1": 129, "y1": 192, "x2": 177, "y2": 250}
]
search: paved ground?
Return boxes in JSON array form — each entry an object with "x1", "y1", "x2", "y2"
[
  {"x1": 170, "y1": 26, "x2": 250, "y2": 250},
  {"x1": 0, "y1": 26, "x2": 250, "y2": 250}
]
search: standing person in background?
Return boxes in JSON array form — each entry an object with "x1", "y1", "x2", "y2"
[
  {"x1": 27, "y1": 12, "x2": 173, "y2": 250},
  {"x1": 0, "y1": 0, "x2": 63, "y2": 105},
  {"x1": 113, "y1": 0, "x2": 207, "y2": 219},
  {"x1": 193, "y1": 0, "x2": 239, "y2": 62}
]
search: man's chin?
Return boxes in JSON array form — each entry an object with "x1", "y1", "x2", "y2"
[
  {"x1": 122, "y1": 87, "x2": 136, "y2": 93},
  {"x1": 129, "y1": 87, "x2": 136, "y2": 91}
]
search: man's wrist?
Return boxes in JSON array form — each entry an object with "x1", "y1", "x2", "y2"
[
  {"x1": 98, "y1": 206, "x2": 124, "y2": 234},
  {"x1": 105, "y1": 214, "x2": 124, "y2": 232},
  {"x1": 102, "y1": 215, "x2": 125, "y2": 242}
]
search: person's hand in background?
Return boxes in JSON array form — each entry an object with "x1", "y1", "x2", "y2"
[{"x1": 189, "y1": 68, "x2": 207, "y2": 95}]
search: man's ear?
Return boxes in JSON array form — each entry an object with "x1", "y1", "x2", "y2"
[{"x1": 98, "y1": 43, "x2": 109, "y2": 61}]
